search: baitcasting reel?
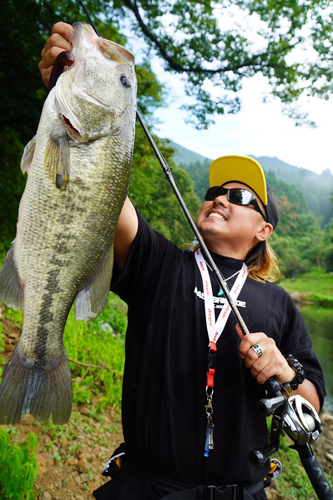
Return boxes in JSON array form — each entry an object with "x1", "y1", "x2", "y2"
[
  {"x1": 249, "y1": 393, "x2": 322, "y2": 468},
  {"x1": 283, "y1": 395, "x2": 322, "y2": 445}
]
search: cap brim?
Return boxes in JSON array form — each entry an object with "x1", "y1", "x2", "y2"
[{"x1": 209, "y1": 155, "x2": 268, "y2": 206}]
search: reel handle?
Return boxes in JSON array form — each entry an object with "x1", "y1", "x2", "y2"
[
  {"x1": 249, "y1": 444, "x2": 277, "y2": 468},
  {"x1": 264, "y1": 376, "x2": 283, "y2": 398},
  {"x1": 257, "y1": 394, "x2": 286, "y2": 417}
]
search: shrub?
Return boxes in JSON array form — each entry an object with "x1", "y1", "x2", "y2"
[{"x1": 0, "y1": 430, "x2": 39, "y2": 500}]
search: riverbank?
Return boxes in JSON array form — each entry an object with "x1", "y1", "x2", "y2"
[
  {"x1": 279, "y1": 270, "x2": 333, "y2": 307},
  {"x1": 2, "y1": 407, "x2": 332, "y2": 500}
]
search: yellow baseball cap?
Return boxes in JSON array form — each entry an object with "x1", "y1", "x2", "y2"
[{"x1": 209, "y1": 155, "x2": 268, "y2": 206}]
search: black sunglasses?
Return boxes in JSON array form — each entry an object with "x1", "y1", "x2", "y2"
[{"x1": 205, "y1": 186, "x2": 267, "y2": 221}]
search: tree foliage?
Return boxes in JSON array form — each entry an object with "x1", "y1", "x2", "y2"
[
  {"x1": 27, "y1": 0, "x2": 333, "y2": 128},
  {"x1": 0, "y1": 0, "x2": 201, "y2": 252},
  {"x1": 1, "y1": 0, "x2": 333, "y2": 276},
  {"x1": 97, "y1": 0, "x2": 333, "y2": 128},
  {"x1": 129, "y1": 129, "x2": 201, "y2": 245}
]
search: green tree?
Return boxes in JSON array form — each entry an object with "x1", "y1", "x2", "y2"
[
  {"x1": 0, "y1": 1, "x2": 169, "y2": 248},
  {"x1": 26, "y1": 0, "x2": 333, "y2": 129},
  {"x1": 178, "y1": 159, "x2": 211, "y2": 201},
  {"x1": 129, "y1": 128, "x2": 201, "y2": 244},
  {"x1": 0, "y1": 0, "x2": 47, "y2": 250},
  {"x1": 80, "y1": 0, "x2": 333, "y2": 128}
]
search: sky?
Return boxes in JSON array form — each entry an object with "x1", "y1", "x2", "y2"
[
  {"x1": 150, "y1": 67, "x2": 333, "y2": 176},
  {"x1": 120, "y1": 4, "x2": 333, "y2": 177}
]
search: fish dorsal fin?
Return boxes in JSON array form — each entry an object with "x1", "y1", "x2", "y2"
[
  {"x1": 21, "y1": 136, "x2": 37, "y2": 174},
  {"x1": 75, "y1": 246, "x2": 114, "y2": 322},
  {"x1": 44, "y1": 134, "x2": 70, "y2": 189},
  {"x1": 0, "y1": 242, "x2": 24, "y2": 310}
]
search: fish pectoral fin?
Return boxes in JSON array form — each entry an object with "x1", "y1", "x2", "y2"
[
  {"x1": 0, "y1": 242, "x2": 24, "y2": 310},
  {"x1": 44, "y1": 134, "x2": 70, "y2": 189},
  {"x1": 21, "y1": 135, "x2": 37, "y2": 174},
  {"x1": 0, "y1": 346, "x2": 72, "y2": 425},
  {"x1": 75, "y1": 246, "x2": 114, "y2": 322}
]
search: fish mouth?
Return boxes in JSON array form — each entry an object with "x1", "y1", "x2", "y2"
[
  {"x1": 207, "y1": 211, "x2": 226, "y2": 221},
  {"x1": 62, "y1": 115, "x2": 81, "y2": 136}
]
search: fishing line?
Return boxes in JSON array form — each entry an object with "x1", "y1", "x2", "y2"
[
  {"x1": 40, "y1": 0, "x2": 54, "y2": 30},
  {"x1": 76, "y1": 0, "x2": 100, "y2": 36},
  {"x1": 71, "y1": 3, "x2": 251, "y2": 336}
]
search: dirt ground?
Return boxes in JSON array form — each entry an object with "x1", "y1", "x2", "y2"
[
  {"x1": 11, "y1": 406, "x2": 123, "y2": 500},
  {"x1": 1, "y1": 304, "x2": 332, "y2": 500}
]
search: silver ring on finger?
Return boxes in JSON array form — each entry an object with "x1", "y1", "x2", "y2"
[{"x1": 252, "y1": 343, "x2": 263, "y2": 358}]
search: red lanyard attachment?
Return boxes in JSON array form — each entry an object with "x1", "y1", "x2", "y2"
[{"x1": 206, "y1": 341, "x2": 217, "y2": 390}]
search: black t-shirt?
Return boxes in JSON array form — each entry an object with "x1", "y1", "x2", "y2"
[{"x1": 111, "y1": 211, "x2": 326, "y2": 487}]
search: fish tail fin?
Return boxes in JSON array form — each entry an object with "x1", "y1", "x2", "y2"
[{"x1": 0, "y1": 346, "x2": 72, "y2": 425}]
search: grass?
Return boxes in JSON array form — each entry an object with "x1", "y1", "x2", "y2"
[
  {"x1": 0, "y1": 292, "x2": 127, "y2": 410},
  {"x1": 279, "y1": 268, "x2": 333, "y2": 306}
]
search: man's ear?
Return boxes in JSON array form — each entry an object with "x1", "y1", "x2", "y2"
[{"x1": 255, "y1": 222, "x2": 273, "y2": 242}]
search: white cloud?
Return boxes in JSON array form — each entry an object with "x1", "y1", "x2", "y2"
[{"x1": 152, "y1": 68, "x2": 333, "y2": 175}]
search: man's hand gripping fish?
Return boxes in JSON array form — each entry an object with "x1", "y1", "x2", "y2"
[{"x1": 0, "y1": 22, "x2": 137, "y2": 425}]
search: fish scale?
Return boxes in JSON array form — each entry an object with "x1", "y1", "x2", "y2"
[{"x1": 0, "y1": 22, "x2": 137, "y2": 425}]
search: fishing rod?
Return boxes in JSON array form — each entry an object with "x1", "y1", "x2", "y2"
[
  {"x1": 74, "y1": 2, "x2": 333, "y2": 497},
  {"x1": 139, "y1": 114, "x2": 333, "y2": 499},
  {"x1": 74, "y1": 0, "x2": 251, "y2": 341}
]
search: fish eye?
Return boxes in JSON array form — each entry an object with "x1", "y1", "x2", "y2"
[{"x1": 120, "y1": 75, "x2": 131, "y2": 88}]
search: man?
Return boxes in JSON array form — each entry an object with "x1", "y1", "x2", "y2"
[{"x1": 40, "y1": 24, "x2": 325, "y2": 500}]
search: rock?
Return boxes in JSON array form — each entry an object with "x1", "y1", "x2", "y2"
[
  {"x1": 60, "y1": 434, "x2": 68, "y2": 448},
  {"x1": 322, "y1": 412, "x2": 333, "y2": 423},
  {"x1": 7, "y1": 332, "x2": 19, "y2": 340},
  {"x1": 41, "y1": 453, "x2": 55, "y2": 467},
  {"x1": 37, "y1": 455, "x2": 47, "y2": 475},
  {"x1": 77, "y1": 458, "x2": 88, "y2": 473},
  {"x1": 79, "y1": 451, "x2": 93, "y2": 463},
  {"x1": 74, "y1": 473, "x2": 89, "y2": 486},
  {"x1": 74, "y1": 475, "x2": 83, "y2": 486},
  {"x1": 290, "y1": 292, "x2": 303, "y2": 304},
  {"x1": 41, "y1": 492, "x2": 52, "y2": 500},
  {"x1": 80, "y1": 407, "x2": 90, "y2": 416},
  {"x1": 4, "y1": 343, "x2": 16, "y2": 352},
  {"x1": 20, "y1": 414, "x2": 35, "y2": 425}
]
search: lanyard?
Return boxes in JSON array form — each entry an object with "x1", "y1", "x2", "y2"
[{"x1": 194, "y1": 248, "x2": 248, "y2": 456}]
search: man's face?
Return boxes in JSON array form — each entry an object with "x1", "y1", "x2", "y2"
[{"x1": 196, "y1": 182, "x2": 270, "y2": 258}]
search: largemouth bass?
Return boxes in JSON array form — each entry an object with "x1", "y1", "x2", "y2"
[{"x1": 0, "y1": 22, "x2": 137, "y2": 425}]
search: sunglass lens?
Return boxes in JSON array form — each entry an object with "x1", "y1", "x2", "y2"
[
  {"x1": 228, "y1": 189, "x2": 253, "y2": 205},
  {"x1": 205, "y1": 186, "x2": 226, "y2": 201}
]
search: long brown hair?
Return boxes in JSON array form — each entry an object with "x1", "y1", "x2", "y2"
[
  {"x1": 245, "y1": 240, "x2": 280, "y2": 282},
  {"x1": 190, "y1": 240, "x2": 280, "y2": 283}
]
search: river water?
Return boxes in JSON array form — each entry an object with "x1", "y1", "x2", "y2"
[{"x1": 299, "y1": 305, "x2": 333, "y2": 411}]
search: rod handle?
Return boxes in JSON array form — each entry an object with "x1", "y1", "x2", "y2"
[{"x1": 300, "y1": 452, "x2": 333, "y2": 499}]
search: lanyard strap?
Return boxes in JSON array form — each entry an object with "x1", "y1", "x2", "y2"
[
  {"x1": 194, "y1": 248, "x2": 248, "y2": 388},
  {"x1": 195, "y1": 248, "x2": 248, "y2": 457}
]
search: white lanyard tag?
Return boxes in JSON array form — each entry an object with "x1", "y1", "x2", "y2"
[{"x1": 194, "y1": 249, "x2": 248, "y2": 344}]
